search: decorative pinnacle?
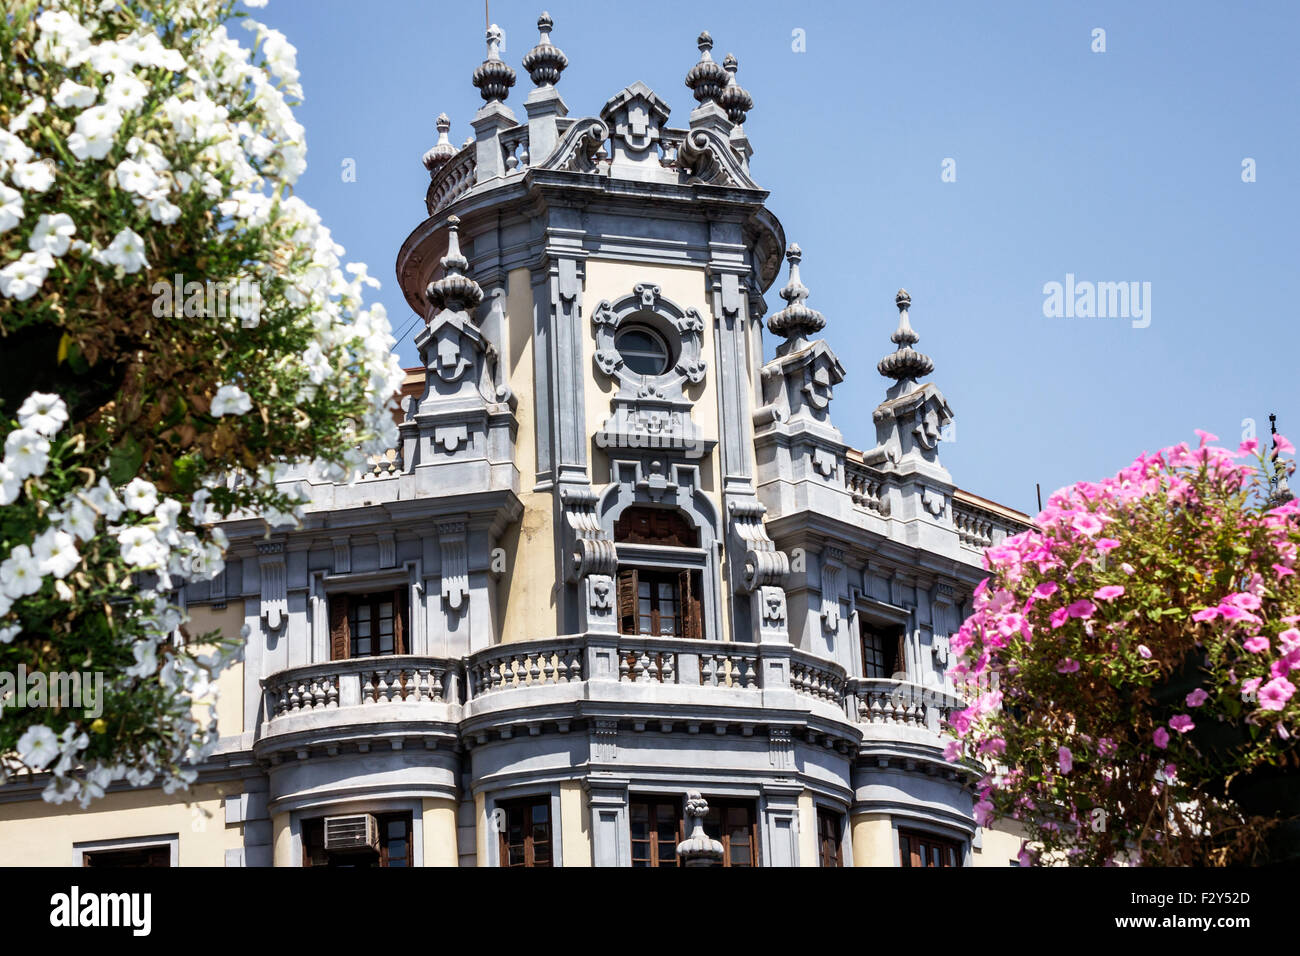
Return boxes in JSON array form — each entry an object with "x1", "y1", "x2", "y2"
[
  {"x1": 718, "y1": 53, "x2": 753, "y2": 125},
  {"x1": 422, "y1": 113, "x2": 457, "y2": 174},
  {"x1": 425, "y1": 216, "x2": 483, "y2": 312},
  {"x1": 685, "y1": 30, "x2": 729, "y2": 104},
  {"x1": 766, "y1": 243, "x2": 826, "y2": 345},
  {"x1": 472, "y1": 24, "x2": 516, "y2": 103},
  {"x1": 676, "y1": 791, "x2": 723, "y2": 866},
  {"x1": 522, "y1": 11, "x2": 568, "y2": 87},
  {"x1": 877, "y1": 288, "x2": 935, "y2": 383}
]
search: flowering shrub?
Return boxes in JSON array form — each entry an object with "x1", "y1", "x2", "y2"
[
  {"x1": 0, "y1": 0, "x2": 403, "y2": 804},
  {"x1": 946, "y1": 430, "x2": 1300, "y2": 865}
]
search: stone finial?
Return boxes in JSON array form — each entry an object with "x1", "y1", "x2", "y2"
[
  {"x1": 718, "y1": 53, "x2": 753, "y2": 125},
  {"x1": 472, "y1": 24, "x2": 516, "y2": 103},
  {"x1": 521, "y1": 11, "x2": 568, "y2": 87},
  {"x1": 676, "y1": 791, "x2": 723, "y2": 866},
  {"x1": 767, "y1": 243, "x2": 826, "y2": 345},
  {"x1": 425, "y1": 216, "x2": 483, "y2": 312},
  {"x1": 877, "y1": 288, "x2": 935, "y2": 384},
  {"x1": 685, "y1": 30, "x2": 729, "y2": 104},
  {"x1": 422, "y1": 113, "x2": 457, "y2": 174}
]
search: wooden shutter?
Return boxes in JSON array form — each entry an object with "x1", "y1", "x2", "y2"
[
  {"x1": 392, "y1": 587, "x2": 408, "y2": 655},
  {"x1": 329, "y1": 595, "x2": 351, "y2": 661},
  {"x1": 679, "y1": 569, "x2": 702, "y2": 640},
  {"x1": 894, "y1": 628, "x2": 907, "y2": 680},
  {"x1": 617, "y1": 569, "x2": 638, "y2": 634}
]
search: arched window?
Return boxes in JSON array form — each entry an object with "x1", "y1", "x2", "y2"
[
  {"x1": 614, "y1": 507, "x2": 703, "y2": 640},
  {"x1": 614, "y1": 507, "x2": 699, "y2": 548}
]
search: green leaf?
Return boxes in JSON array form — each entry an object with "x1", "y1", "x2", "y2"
[{"x1": 107, "y1": 435, "x2": 143, "y2": 485}]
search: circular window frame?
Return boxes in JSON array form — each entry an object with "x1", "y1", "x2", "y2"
[{"x1": 614, "y1": 322, "x2": 673, "y2": 377}]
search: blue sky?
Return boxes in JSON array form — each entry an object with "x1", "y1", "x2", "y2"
[{"x1": 254, "y1": 0, "x2": 1300, "y2": 514}]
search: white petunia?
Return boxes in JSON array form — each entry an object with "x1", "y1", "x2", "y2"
[
  {"x1": 28, "y1": 213, "x2": 76, "y2": 259},
  {"x1": 86, "y1": 41, "x2": 138, "y2": 76},
  {"x1": 117, "y1": 525, "x2": 165, "y2": 567},
  {"x1": 0, "y1": 460, "x2": 18, "y2": 506},
  {"x1": 103, "y1": 73, "x2": 147, "y2": 112},
  {"x1": 114, "y1": 158, "x2": 159, "y2": 196},
  {"x1": 86, "y1": 478, "x2": 125, "y2": 521},
  {"x1": 0, "y1": 183, "x2": 23, "y2": 234},
  {"x1": 32, "y1": 528, "x2": 79, "y2": 579},
  {"x1": 17, "y1": 391, "x2": 68, "y2": 436},
  {"x1": 0, "y1": 623, "x2": 18, "y2": 644},
  {"x1": 94, "y1": 228, "x2": 148, "y2": 273},
  {"x1": 123, "y1": 477, "x2": 159, "y2": 514},
  {"x1": 148, "y1": 196, "x2": 181, "y2": 225},
  {"x1": 9, "y1": 96, "x2": 47, "y2": 134},
  {"x1": 34, "y1": 10, "x2": 92, "y2": 67},
  {"x1": 68, "y1": 104, "x2": 123, "y2": 160},
  {"x1": 210, "y1": 383, "x2": 252, "y2": 416},
  {"x1": 0, "y1": 130, "x2": 33, "y2": 164},
  {"x1": 0, "y1": 545, "x2": 43, "y2": 598},
  {"x1": 57, "y1": 498, "x2": 98, "y2": 541},
  {"x1": 10, "y1": 161, "x2": 56, "y2": 193},
  {"x1": 0, "y1": 251, "x2": 54, "y2": 301},
  {"x1": 125, "y1": 639, "x2": 158, "y2": 677},
  {"x1": 53, "y1": 79, "x2": 98, "y2": 109},
  {"x1": 4, "y1": 427, "x2": 50, "y2": 478},
  {"x1": 17, "y1": 726, "x2": 60, "y2": 771}
]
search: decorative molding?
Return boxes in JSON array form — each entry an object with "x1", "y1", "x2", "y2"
[
  {"x1": 437, "y1": 521, "x2": 468, "y2": 614},
  {"x1": 331, "y1": 536, "x2": 350, "y2": 575},
  {"x1": 377, "y1": 533, "x2": 396, "y2": 569},
  {"x1": 259, "y1": 549, "x2": 287, "y2": 633}
]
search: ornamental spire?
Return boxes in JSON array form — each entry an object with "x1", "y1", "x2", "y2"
[
  {"x1": 718, "y1": 53, "x2": 753, "y2": 125},
  {"x1": 684, "y1": 31, "x2": 728, "y2": 104},
  {"x1": 422, "y1": 113, "x2": 456, "y2": 175},
  {"x1": 472, "y1": 24, "x2": 516, "y2": 103},
  {"x1": 521, "y1": 12, "x2": 568, "y2": 88},
  {"x1": 877, "y1": 289, "x2": 935, "y2": 388},
  {"x1": 425, "y1": 216, "x2": 483, "y2": 313},
  {"x1": 767, "y1": 243, "x2": 826, "y2": 348}
]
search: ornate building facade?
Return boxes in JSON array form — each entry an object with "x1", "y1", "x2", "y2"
[{"x1": 0, "y1": 16, "x2": 1032, "y2": 867}]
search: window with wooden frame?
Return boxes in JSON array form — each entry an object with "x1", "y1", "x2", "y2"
[
  {"x1": 701, "y1": 799, "x2": 758, "y2": 867},
  {"x1": 617, "y1": 567, "x2": 703, "y2": 640},
  {"x1": 630, "y1": 797, "x2": 682, "y2": 867},
  {"x1": 82, "y1": 844, "x2": 171, "y2": 867},
  {"x1": 301, "y1": 813, "x2": 413, "y2": 868},
  {"x1": 817, "y1": 808, "x2": 844, "y2": 867},
  {"x1": 328, "y1": 589, "x2": 409, "y2": 660},
  {"x1": 899, "y1": 828, "x2": 962, "y2": 868},
  {"x1": 498, "y1": 797, "x2": 553, "y2": 868},
  {"x1": 860, "y1": 620, "x2": 905, "y2": 680}
]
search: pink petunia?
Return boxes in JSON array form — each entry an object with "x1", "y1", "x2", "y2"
[
  {"x1": 1244, "y1": 636, "x2": 1271, "y2": 654},
  {"x1": 1242, "y1": 677, "x2": 1262, "y2": 701},
  {"x1": 1276, "y1": 434, "x2": 1296, "y2": 456},
  {"x1": 1096, "y1": 538, "x2": 1121, "y2": 553},
  {"x1": 1259, "y1": 677, "x2": 1296, "y2": 712},
  {"x1": 1057, "y1": 658, "x2": 1080, "y2": 673},
  {"x1": 1033, "y1": 581, "x2": 1060, "y2": 600},
  {"x1": 1153, "y1": 727, "x2": 1170, "y2": 749},
  {"x1": 1239, "y1": 438, "x2": 1260, "y2": 455},
  {"x1": 1050, "y1": 607, "x2": 1070, "y2": 629},
  {"x1": 1185, "y1": 688, "x2": 1209, "y2": 707},
  {"x1": 1192, "y1": 607, "x2": 1220, "y2": 622},
  {"x1": 1067, "y1": 599, "x2": 1096, "y2": 620},
  {"x1": 1072, "y1": 514, "x2": 1104, "y2": 537},
  {"x1": 1137, "y1": 644, "x2": 1152, "y2": 659},
  {"x1": 1094, "y1": 585, "x2": 1125, "y2": 602},
  {"x1": 1163, "y1": 764, "x2": 1178, "y2": 781},
  {"x1": 1058, "y1": 746, "x2": 1073, "y2": 774},
  {"x1": 1274, "y1": 564, "x2": 1295, "y2": 578},
  {"x1": 1195, "y1": 429, "x2": 1219, "y2": 448},
  {"x1": 1280, "y1": 628, "x2": 1300, "y2": 652},
  {"x1": 1168, "y1": 714, "x2": 1195, "y2": 734},
  {"x1": 943, "y1": 740, "x2": 963, "y2": 761}
]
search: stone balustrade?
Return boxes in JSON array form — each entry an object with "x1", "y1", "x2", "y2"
[
  {"x1": 264, "y1": 655, "x2": 458, "y2": 719},
  {"x1": 427, "y1": 146, "x2": 478, "y2": 212},
  {"x1": 951, "y1": 491, "x2": 1031, "y2": 553},
  {"x1": 844, "y1": 459, "x2": 891, "y2": 518},
  {"x1": 848, "y1": 678, "x2": 963, "y2": 735}
]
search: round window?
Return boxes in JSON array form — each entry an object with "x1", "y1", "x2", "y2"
[{"x1": 615, "y1": 326, "x2": 671, "y2": 376}]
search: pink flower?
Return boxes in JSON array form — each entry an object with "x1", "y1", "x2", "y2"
[
  {"x1": 1242, "y1": 677, "x2": 1262, "y2": 701},
  {"x1": 1050, "y1": 606, "x2": 1070, "y2": 629},
  {"x1": 1274, "y1": 564, "x2": 1295, "y2": 578},
  {"x1": 1094, "y1": 585, "x2": 1124, "y2": 602},
  {"x1": 1153, "y1": 727, "x2": 1170, "y2": 749},
  {"x1": 1017, "y1": 841, "x2": 1035, "y2": 867},
  {"x1": 1072, "y1": 514, "x2": 1104, "y2": 537},
  {"x1": 1057, "y1": 658, "x2": 1080, "y2": 673},
  {"x1": 1058, "y1": 746, "x2": 1073, "y2": 774},
  {"x1": 1281, "y1": 629, "x2": 1300, "y2": 652},
  {"x1": 1276, "y1": 434, "x2": 1296, "y2": 456},
  {"x1": 1032, "y1": 581, "x2": 1060, "y2": 600},
  {"x1": 1095, "y1": 538, "x2": 1121, "y2": 553},
  {"x1": 973, "y1": 799, "x2": 995, "y2": 826},
  {"x1": 943, "y1": 740, "x2": 963, "y2": 761},
  {"x1": 1067, "y1": 599, "x2": 1096, "y2": 620},
  {"x1": 1195, "y1": 429, "x2": 1219, "y2": 447},
  {"x1": 1163, "y1": 763, "x2": 1178, "y2": 781},
  {"x1": 1097, "y1": 737, "x2": 1117, "y2": 757},
  {"x1": 1137, "y1": 644, "x2": 1152, "y2": 659},
  {"x1": 1244, "y1": 636, "x2": 1270, "y2": 654},
  {"x1": 1121, "y1": 563, "x2": 1136, "y2": 575},
  {"x1": 1185, "y1": 688, "x2": 1209, "y2": 707},
  {"x1": 1259, "y1": 677, "x2": 1296, "y2": 711},
  {"x1": 977, "y1": 738, "x2": 1006, "y2": 757},
  {"x1": 1168, "y1": 714, "x2": 1195, "y2": 734},
  {"x1": 1239, "y1": 438, "x2": 1260, "y2": 455},
  {"x1": 1192, "y1": 607, "x2": 1220, "y2": 622}
]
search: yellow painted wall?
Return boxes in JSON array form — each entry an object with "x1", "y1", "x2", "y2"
[
  {"x1": 559, "y1": 780, "x2": 590, "y2": 867},
  {"x1": 850, "y1": 812, "x2": 896, "y2": 866},
  {"x1": 0, "y1": 782, "x2": 240, "y2": 866},
  {"x1": 972, "y1": 820, "x2": 1029, "y2": 867},
  {"x1": 186, "y1": 602, "x2": 245, "y2": 737},
  {"x1": 272, "y1": 811, "x2": 292, "y2": 867},
  {"x1": 421, "y1": 797, "x2": 459, "y2": 867},
  {"x1": 475, "y1": 791, "x2": 488, "y2": 867},
  {"x1": 797, "y1": 791, "x2": 818, "y2": 866}
]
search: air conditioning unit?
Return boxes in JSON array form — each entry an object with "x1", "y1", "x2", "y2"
[{"x1": 324, "y1": 814, "x2": 380, "y2": 854}]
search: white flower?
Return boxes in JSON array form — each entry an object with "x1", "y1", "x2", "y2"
[
  {"x1": 0, "y1": 460, "x2": 18, "y2": 506},
  {"x1": 68, "y1": 104, "x2": 123, "y2": 161},
  {"x1": 0, "y1": 251, "x2": 53, "y2": 301},
  {"x1": 123, "y1": 477, "x2": 159, "y2": 514},
  {"x1": 53, "y1": 79, "x2": 98, "y2": 109},
  {"x1": 87, "y1": 41, "x2": 138, "y2": 76},
  {"x1": 32, "y1": 528, "x2": 79, "y2": 579},
  {"x1": 148, "y1": 196, "x2": 181, "y2": 225},
  {"x1": 125, "y1": 639, "x2": 158, "y2": 677},
  {"x1": 17, "y1": 391, "x2": 68, "y2": 436},
  {"x1": 28, "y1": 213, "x2": 76, "y2": 258},
  {"x1": 0, "y1": 545, "x2": 43, "y2": 598},
  {"x1": 103, "y1": 73, "x2": 147, "y2": 112},
  {"x1": 0, "y1": 183, "x2": 23, "y2": 234},
  {"x1": 34, "y1": 10, "x2": 92, "y2": 67},
  {"x1": 114, "y1": 158, "x2": 160, "y2": 196},
  {"x1": 0, "y1": 624, "x2": 18, "y2": 644},
  {"x1": 211, "y1": 383, "x2": 252, "y2": 416},
  {"x1": 4, "y1": 427, "x2": 50, "y2": 479},
  {"x1": 10, "y1": 160, "x2": 56, "y2": 193},
  {"x1": 117, "y1": 526, "x2": 165, "y2": 567},
  {"x1": 17, "y1": 726, "x2": 59, "y2": 771},
  {"x1": 95, "y1": 228, "x2": 149, "y2": 273},
  {"x1": 86, "y1": 478, "x2": 125, "y2": 521},
  {"x1": 0, "y1": 130, "x2": 33, "y2": 164},
  {"x1": 57, "y1": 498, "x2": 98, "y2": 541}
]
